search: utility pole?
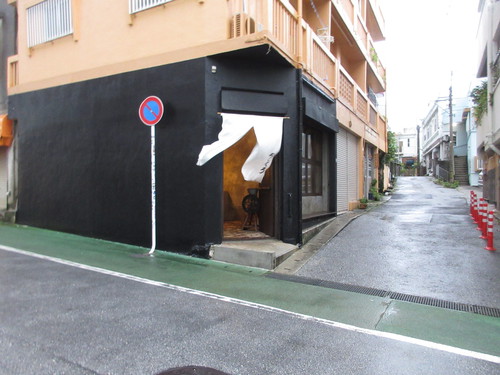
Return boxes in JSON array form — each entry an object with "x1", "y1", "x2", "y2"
[
  {"x1": 416, "y1": 125, "x2": 421, "y2": 176},
  {"x1": 449, "y1": 85, "x2": 455, "y2": 182}
]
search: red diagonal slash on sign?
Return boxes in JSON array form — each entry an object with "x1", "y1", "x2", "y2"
[{"x1": 139, "y1": 96, "x2": 164, "y2": 126}]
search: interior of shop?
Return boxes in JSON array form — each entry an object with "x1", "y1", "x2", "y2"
[{"x1": 223, "y1": 128, "x2": 272, "y2": 240}]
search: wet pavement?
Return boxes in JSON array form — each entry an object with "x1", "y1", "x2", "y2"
[
  {"x1": 1, "y1": 247, "x2": 499, "y2": 375},
  {"x1": 0, "y1": 176, "x2": 499, "y2": 374},
  {"x1": 295, "y1": 176, "x2": 500, "y2": 308}
]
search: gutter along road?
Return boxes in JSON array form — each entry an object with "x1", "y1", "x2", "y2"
[{"x1": 0, "y1": 177, "x2": 499, "y2": 374}]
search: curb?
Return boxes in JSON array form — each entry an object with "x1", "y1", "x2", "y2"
[{"x1": 274, "y1": 195, "x2": 392, "y2": 275}]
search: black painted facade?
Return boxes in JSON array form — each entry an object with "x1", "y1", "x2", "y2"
[{"x1": 8, "y1": 46, "x2": 337, "y2": 255}]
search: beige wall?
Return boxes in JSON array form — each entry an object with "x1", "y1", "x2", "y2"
[
  {"x1": 10, "y1": 0, "x2": 233, "y2": 93},
  {"x1": 8, "y1": 0, "x2": 387, "y2": 208}
]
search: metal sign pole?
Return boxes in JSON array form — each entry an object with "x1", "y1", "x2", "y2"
[
  {"x1": 148, "y1": 124, "x2": 156, "y2": 255},
  {"x1": 138, "y1": 96, "x2": 163, "y2": 256}
]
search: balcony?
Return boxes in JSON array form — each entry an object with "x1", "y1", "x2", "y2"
[
  {"x1": 226, "y1": 0, "x2": 387, "y2": 146},
  {"x1": 228, "y1": 0, "x2": 386, "y2": 96},
  {"x1": 8, "y1": 0, "x2": 386, "y2": 145}
]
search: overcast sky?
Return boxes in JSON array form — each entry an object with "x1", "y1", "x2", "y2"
[{"x1": 377, "y1": 0, "x2": 481, "y2": 132}]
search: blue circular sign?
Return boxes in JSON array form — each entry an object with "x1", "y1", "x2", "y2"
[{"x1": 139, "y1": 96, "x2": 164, "y2": 126}]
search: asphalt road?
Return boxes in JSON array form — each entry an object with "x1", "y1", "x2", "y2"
[
  {"x1": 1, "y1": 249, "x2": 498, "y2": 375},
  {"x1": 1, "y1": 176, "x2": 499, "y2": 374},
  {"x1": 296, "y1": 176, "x2": 500, "y2": 308}
]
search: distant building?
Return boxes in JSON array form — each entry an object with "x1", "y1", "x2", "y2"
[
  {"x1": 476, "y1": 0, "x2": 500, "y2": 206},
  {"x1": 421, "y1": 97, "x2": 469, "y2": 184},
  {"x1": 421, "y1": 101, "x2": 452, "y2": 178},
  {"x1": 395, "y1": 127, "x2": 418, "y2": 168}
]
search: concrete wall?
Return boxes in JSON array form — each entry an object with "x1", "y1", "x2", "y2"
[{"x1": 1, "y1": 1, "x2": 17, "y2": 212}]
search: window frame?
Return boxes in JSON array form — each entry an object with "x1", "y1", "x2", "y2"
[
  {"x1": 26, "y1": 0, "x2": 73, "y2": 48},
  {"x1": 301, "y1": 127, "x2": 323, "y2": 196},
  {"x1": 129, "y1": 0, "x2": 174, "y2": 14}
]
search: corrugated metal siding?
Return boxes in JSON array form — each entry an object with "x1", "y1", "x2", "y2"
[
  {"x1": 337, "y1": 128, "x2": 358, "y2": 213},
  {"x1": 347, "y1": 131, "x2": 358, "y2": 202},
  {"x1": 336, "y1": 128, "x2": 348, "y2": 212}
]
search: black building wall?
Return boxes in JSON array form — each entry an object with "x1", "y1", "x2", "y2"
[
  {"x1": 8, "y1": 48, "x2": 302, "y2": 253},
  {"x1": 9, "y1": 59, "x2": 212, "y2": 252},
  {"x1": 206, "y1": 47, "x2": 301, "y2": 245},
  {"x1": 302, "y1": 80, "x2": 339, "y2": 216}
]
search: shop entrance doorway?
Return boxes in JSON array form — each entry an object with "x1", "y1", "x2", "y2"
[{"x1": 222, "y1": 128, "x2": 275, "y2": 240}]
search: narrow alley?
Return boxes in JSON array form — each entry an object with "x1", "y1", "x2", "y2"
[{"x1": 293, "y1": 176, "x2": 499, "y2": 308}]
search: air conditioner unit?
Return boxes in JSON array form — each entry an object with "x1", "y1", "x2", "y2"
[
  {"x1": 229, "y1": 13, "x2": 256, "y2": 38},
  {"x1": 317, "y1": 27, "x2": 335, "y2": 44}
]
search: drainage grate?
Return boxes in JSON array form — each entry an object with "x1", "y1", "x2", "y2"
[
  {"x1": 156, "y1": 366, "x2": 231, "y2": 375},
  {"x1": 266, "y1": 273, "x2": 500, "y2": 318}
]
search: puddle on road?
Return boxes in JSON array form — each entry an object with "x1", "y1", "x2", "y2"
[
  {"x1": 391, "y1": 194, "x2": 433, "y2": 200},
  {"x1": 395, "y1": 214, "x2": 433, "y2": 224}
]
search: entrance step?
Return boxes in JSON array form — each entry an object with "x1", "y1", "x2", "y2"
[{"x1": 211, "y1": 239, "x2": 298, "y2": 270}]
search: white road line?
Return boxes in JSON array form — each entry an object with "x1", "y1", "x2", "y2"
[{"x1": 1, "y1": 244, "x2": 499, "y2": 364}]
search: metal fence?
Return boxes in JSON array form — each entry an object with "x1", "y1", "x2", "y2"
[
  {"x1": 27, "y1": 0, "x2": 73, "y2": 48},
  {"x1": 129, "y1": 0, "x2": 172, "y2": 14},
  {"x1": 436, "y1": 164, "x2": 449, "y2": 181}
]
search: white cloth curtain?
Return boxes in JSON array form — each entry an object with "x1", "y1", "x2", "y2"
[{"x1": 196, "y1": 113, "x2": 284, "y2": 183}]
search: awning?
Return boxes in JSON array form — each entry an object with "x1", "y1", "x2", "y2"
[
  {"x1": 197, "y1": 113, "x2": 284, "y2": 183},
  {"x1": 0, "y1": 114, "x2": 13, "y2": 147}
]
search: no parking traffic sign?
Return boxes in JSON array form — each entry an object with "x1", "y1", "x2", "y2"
[
  {"x1": 139, "y1": 96, "x2": 164, "y2": 126},
  {"x1": 137, "y1": 95, "x2": 164, "y2": 256}
]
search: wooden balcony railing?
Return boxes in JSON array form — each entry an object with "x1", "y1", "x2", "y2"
[
  {"x1": 357, "y1": 90, "x2": 368, "y2": 121},
  {"x1": 222, "y1": 0, "x2": 387, "y2": 144},
  {"x1": 368, "y1": 38, "x2": 386, "y2": 82},
  {"x1": 369, "y1": 105, "x2": 377, "y2": 127},
  {"x1": 356, "y1": 16, "x2": 368, "y2": 49},
  {"x1": 340, "y1": 0, "x2": 354, "y2": 23},
  {"x1": 303, "y1": 23, "x2": 337, "y2": 92},
  {"x1": 272, "y1": 0, "x2": 299, "y2": 57},
  {"x1": 339, "y1": 70, "x2": 354, "y2": 105}
]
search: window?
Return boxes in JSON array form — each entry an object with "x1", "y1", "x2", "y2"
[
  {"x1": 27, "y1": 0, "x2": 73, "y2": 48},
  {"x1": 129, "y1": 0, "x2": 173, "y2": 14},
  {"x1": 302, "y1": 127, "x2": 323, "y2": 196}
]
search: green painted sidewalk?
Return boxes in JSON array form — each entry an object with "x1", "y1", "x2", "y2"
[{"x1": 0, "y1": 223, "x2": 499, "y2": 358}]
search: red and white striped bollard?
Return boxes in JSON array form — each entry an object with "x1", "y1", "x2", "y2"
[
  {"x1": 477, "y1": 198, "x2": 485, "y2": 232},
  {"x1": 471, "y1": 192, "x2": 478, "y2": 223},
  {"x1": 481, "y1": 202, "x2": 489, "y2": 239},
  {"x1": 485, "y1": 211, "x2": 496, "y2": 251}
]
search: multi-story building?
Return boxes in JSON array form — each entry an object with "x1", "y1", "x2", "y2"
[
  {"x1": 476, "y1": 0, "x2": 500, "y2": 206},
  {"x1": 421, "y1": 96, "x2": 469, "y2": 183},
  {"x1": 0, "y1": 1, "x2": 16, "y2": 221},
  {"x1": 6, "y1": 0, "x2": 387, "y2": 256},
  {"x1": 421, "y1": 101, "x2": 451, "y2": 178},
  {"x1": 395, "y1": 127, "x2": 418, "y2": 168}
]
